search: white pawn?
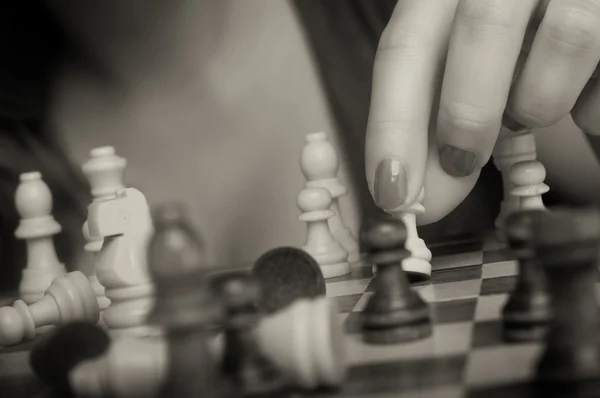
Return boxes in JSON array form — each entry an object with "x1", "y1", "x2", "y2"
[
  {"x1": 15, "y1": 172, "x2": 67, "y2": 305},
  {"x1": 300, "y1": 132, "x2": 360, "y2": 265},
  {"x1": 510, "y1": 160, "x2": 549, "y2": 212},
  {"x1": 81, "y1": 146, "x2": 126, "y2": 313},
  {"x1": 492, "y1": 129, "x2": 537, "y2": 241},
  {"x1": 298, "y1": 187, "x2": 350, "y2": 278},
  {"x1": 388, "y1": 188, "x2": 432, "y2": 279}
]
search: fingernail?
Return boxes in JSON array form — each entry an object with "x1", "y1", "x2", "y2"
[
  {"x1": 439, "y1": 145, "x2": 478, "y2": 177},
  {"x1": 374, "y1": 158, "x2": 408, "y2": 210},
  {"x1": 502, "y1": 112, "x2": 531, "y2": 133}
]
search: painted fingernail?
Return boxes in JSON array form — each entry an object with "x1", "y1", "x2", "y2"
[
  {"x1": 374, "y1": 158, "x2": 408, "y2": 210},
  {"x1": 439, "y1": 145, "x2": 477, "y2": 177},
  {"x1": 502, "y1": 112, "x2": 531, "y2": 133}
]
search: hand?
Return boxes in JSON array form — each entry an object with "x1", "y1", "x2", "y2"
[{"x1": 365, "y1": 0, "x2": 600, "y2": 224}]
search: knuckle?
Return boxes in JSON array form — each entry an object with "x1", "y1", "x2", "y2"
[
  {"x1": 544, "y1": 7, "x2": 600, "y2": 53},
  {"x1": 457, "y1": 0, "x2": 518, "y2": 28},
  {"x1": 440, "y1": 102, "x2": 498, "y2": 135},
  {"x1": 511, "y1": 99, "x2": 559, "y2": 127},
  {"x1": 378, "y1": 28, "x2": 424, "y2": 52}
]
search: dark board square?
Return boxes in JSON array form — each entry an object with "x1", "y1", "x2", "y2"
[
  {"x1": 430, "y1": 265, "x2": 483, "y2": 286},
  {"x1": 471, "y1": 319, "x2": 504, "y2": 349},
  {"x1": 326, "y1": 355, "x2": 467, "y2": 395},
  {"x1": 483, "y1": 247, "x2": 515, "y2": 264},
  {"x1": 467, "y1": 381, "x2": 534, "y2": 398},
  {"x1": 344, "y1": 311, "x2": 361, "y2": 335},
  {"x1": 365, "y1": 277, "x2": 377, "y2": 292},
  {"x1": 334, "y1": 294, "x2": 363, "y2": 314},
  {"x1": 480, "y1": 276, "x2": 516, "y2": 296},
  {"x1": 0, "y1": 376, "x2": 47, "y2": 398},
  {"x1": 430, "y1": 238, "x2": 484, "y2": 258},
  {"x1": 432, "y1": 298, "x2": 478, "y2": 324}
]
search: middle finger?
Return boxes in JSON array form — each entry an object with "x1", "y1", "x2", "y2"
[{"x1": 437, "y1": 0, "x2": 537, "y2": 178}]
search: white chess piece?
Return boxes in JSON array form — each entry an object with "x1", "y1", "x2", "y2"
[
  {"x1": 510, "y1": 160, "x2": 549, "y2": 212},
  {"x1": 15, "y1": 172, "x2": 67, "y2": 305},
  {"x1": 298, "y1": 187, "x2": 350, "y2": 278},
  {"x1": 300, "y1": 132, "x2": 360, "y2": 265},
  {"x1": 87, "y1": 188, "x2": 158, "y2": 338},
  {"x1": 492, "y1": 128, "x2": 537, "y2": 241},
  {"x1": 386, "y1": 188, "x2": 432, "y2": 279},
  {"x1": 82, "y1": 146, "x2": 127, "y2": 313}
]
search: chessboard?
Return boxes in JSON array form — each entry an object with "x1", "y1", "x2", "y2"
[{"x1": 0, "y1": 232, "x2": 543, "y2": 398}]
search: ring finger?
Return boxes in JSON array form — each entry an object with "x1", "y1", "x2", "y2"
[{"x1": 506, "y1": 0, "x2": 600, "y2": 128}]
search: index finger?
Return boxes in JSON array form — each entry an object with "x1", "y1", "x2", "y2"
[{"x1": 366, "y1": 0, "x2": 459, "y2": 212}]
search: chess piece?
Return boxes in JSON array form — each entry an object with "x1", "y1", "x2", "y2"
[
  {"x1": 501, "y1": 210, "x2": 550, "y2": 342},
  {"x1": 70, "y1": 335, "x2": 168, "y2": 398},
  {"x1": 15, "y1": 172, "x2": 67, "y2": 304},
  {"x1": 510, "y1": 160, "x2": 549, "y2": 212},
  {"x1": 359, "y1": 216, "x2": 432, "y2": 344},
  {"x1": 532, "y1": 207, "x2": 600, "y2": 396},
  {"x1": 147, "y1": 202, "x2": 223, "y2": 398},
  {"x1": 387, "y1": 187, "x2": 432, "y2": 281},
  {"x1": 87, "y1": 188, "x2": 157, "y2": 338},
  {"x1": 492, "y1": 128, "x2": 537, "y2": 241},
  {"x1": 255, "y1": 296, "x2": 347, "y2": 390},
  {"x1": 301, "y1": 132, "x2": 360, "y2": 265},
  {"x1": 0, "y1": 271, "x2": 99, "y2": 346},
  {"x1": 82, "y1": 146, "x2": 127, "y2": 316},
  {"x1": 31, "y1": 321, "x2": 111, "y2": 394},
  {"x1": 251, "y1": 247, "x2": 326, "y2": 314},
  {"x1": 298, "y1": 187, "x2": 350, "y2": 278},
  {"x1": 216, "y1": 271, "x2": 290, "y2": 397}
]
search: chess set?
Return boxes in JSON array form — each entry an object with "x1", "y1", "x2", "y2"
[{"x1": 0, "y1": 128, "x2": 591, "y2": 398}]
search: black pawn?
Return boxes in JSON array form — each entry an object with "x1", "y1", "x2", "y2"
[
  {"x1": 251, "y1": 247, "x2": 326, "y2": 314},
  {"x1": 359, "y1": 216, "x2": 432, "y2": 344},
  {"x1": 148, "y1": 203, "x2": 224, "y2": 398},
  {"x1": 533, "y1": 207, "x2": 600, "y2": 397},
  {"x1": 501, "y1": 210, "x2": 551, "y2": 342},
  {"x1": 215, "y1": 271, "x2": 289, "y2": 398}
]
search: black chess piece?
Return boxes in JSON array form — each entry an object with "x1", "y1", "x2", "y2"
[
  {"x1": 501, "y1": 210, "x2": 551, "y2": 342},
  {"x1": 251, "y1": 247, "x2": 326, "y2": 313},
  {"x1": 29, "y1": 321, "x2": 110, "y2": 396},
  {"x1": 148, "y1": 203, "x2": 225, "y2": 398},
  {"x1": 214, "y1": 271, "x2": 290, "y2": 398},
  {"x1": 359, "y1": 216, "x2": 432, "y2": 344},
  {"x1": 532, "y1": 207, "x2": 600, "y2": 398}
]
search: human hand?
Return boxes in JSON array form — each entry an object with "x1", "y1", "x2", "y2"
[{"x1": 365, "y1": 0, "x2": 600, "y2": 224}]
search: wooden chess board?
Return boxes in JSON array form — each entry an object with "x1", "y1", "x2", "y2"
[
  {"x1": 0, "y1": 233, "x2": 542, "y2": 398},
  {"x1": 318, "y1": 232, "x2": 537, "y2": 398}
]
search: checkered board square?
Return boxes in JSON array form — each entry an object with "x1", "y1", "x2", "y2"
[{"x1": 318, "y1": 232, "x2": 543, "y2": 398}]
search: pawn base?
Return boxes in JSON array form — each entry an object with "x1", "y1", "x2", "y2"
[
  {"x1": 362, "y1": 320, "x2": 432, "y2": 345},
  {"x1": 402, "y1": 257, "x2": 431, "y2": 282},
  {"x1": 502, "y1": 321, "x2": 548, "y2": 343},
  {"x1": 321, "y1": 262, "x2": 351, "y2": 279}
]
